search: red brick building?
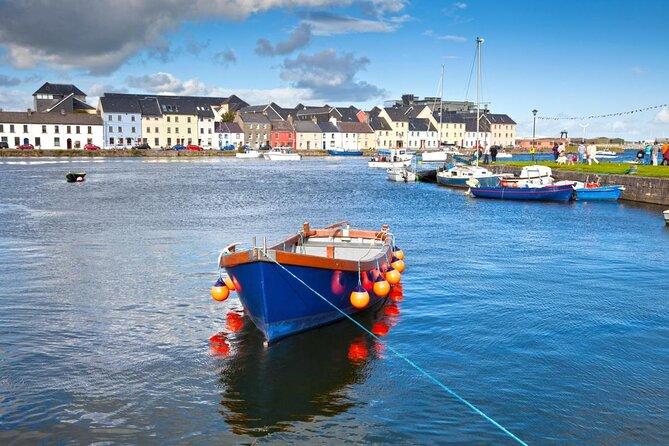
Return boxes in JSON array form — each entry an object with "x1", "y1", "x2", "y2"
[{"x1": 270, "y1": 121, "x2": 295, "y2": 149}]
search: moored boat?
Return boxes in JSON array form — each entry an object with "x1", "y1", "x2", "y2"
[
  {"x1": 500, "y1": 165, "x2": 553, "y2": 187},
  {"x1": 65, "y1": 172, "x2": 86, "y2": 182},
  {"x1": 368, "y1": 148, "x2": 413, "y2": 168},
  {"x1": 217, "y1": 222, "x2": 400, "y2": 343},
  {"x1": 596, "y1": 149, "x2": 617, "y2": 158},
  {"x1": 263, "y1": 147, "x2": 301, "y2": 161},
  {"x1": 496, "y1": 151, "x2": 512, "y2": 159},
  {"x1": 236, "y1": 148, "x2": 262, "y2": 158},
  {"x1": 573, "y1": 182, "x2": 625, "y2": 201},
  {"x1": 436, "y1": 165, "x2": 501, "y2": 188},
  {"x1": 469, "y1": 183, "x2": 575, "y2": 202},
  {"x1": 328, "y1": 149, "x2": 363, "y2": 157},
  {"x1": 664, "y1": 210, "x2": 669, "y2": 225},
  {"x1": 387, "y1": 166, "x2": 417, "y2": 182}
]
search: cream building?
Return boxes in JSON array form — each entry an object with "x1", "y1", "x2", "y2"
[{"x1": 294, "y1": 120, "x2": 322, "y2": 151}]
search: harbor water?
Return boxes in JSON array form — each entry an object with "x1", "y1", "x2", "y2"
[{"x1": 0, "y1": 157, "x2": 667, "y2": 444}]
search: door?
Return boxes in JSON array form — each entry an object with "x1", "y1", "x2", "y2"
[
  {"x1": 23, "y1": 137, "x2": 29, "y2": 144},
  {"x1": 66, "y1": 138, "x2": 72, "y2": 149}
]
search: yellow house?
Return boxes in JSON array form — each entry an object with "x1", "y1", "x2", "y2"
[{"x1": 428, "y1": 111, "x2": 466, "y2": 146}]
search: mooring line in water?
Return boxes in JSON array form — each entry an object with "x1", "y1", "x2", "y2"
[{"x1": 268, "y1": 259, "x2": 528, "y2": 446}]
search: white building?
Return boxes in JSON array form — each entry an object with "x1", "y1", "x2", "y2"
[
  {"x1": 197, "y1": 114, "x2": 216, "y2": 149},
  {"x1": 215, "y1": 122, "x2": 244, "y2": 149},
  {"x1": 407, "y1": 118, "x2": 439, "y2": 150},
  {"x1": 318, "y1": 122, "x2": 341, "y2": 150},
  {"x1": 0, "y1": 111, "x2": 103, "y2": 149}
]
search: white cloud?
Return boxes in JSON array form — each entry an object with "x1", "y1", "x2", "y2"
[
  {"x1": 453, "y1": 2, "x2": 467, "y2": 9},
  {"x1": 424, "y1": 30, "x2": 467, "y2": 43},
  {"x1": 303, "y1": 12, "x2": 410, "y2": 35},
  {"x1": 655, "y1": 108, "x2": 669, "y2": 123}
]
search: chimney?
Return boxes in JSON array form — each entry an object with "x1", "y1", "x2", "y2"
[
  {"x1": 311, "y1": 116, "x2": 317, "y2": 124},
  {"x1": 26, "y1": 108, "x2": 32, "y2": 116},
  {"x1": 60, "y1": 109, "x2": 66, "y2": 115}
]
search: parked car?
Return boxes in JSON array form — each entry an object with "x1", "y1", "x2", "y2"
[
  {"x1": 84, "y1": 143, "x2": 100, "y2": 151},
  {"x1": 220, "y1": 144, "x2": 236, "y2": 151},
  {"x1": 172, "y1": 144, "x2": 185, "y2": 151},
  {"x1": 18, "y1": 143, "x2": 34, "y2": 150},
  {"x1": 186, "y1": 144, "x2": 203, "y2": 151},
  {"x1": 0, "y1": 141, "x2": 9, "y2": 149},
  {"x1": 132, "y1": 143, "x2": 151, "y2": 150}
]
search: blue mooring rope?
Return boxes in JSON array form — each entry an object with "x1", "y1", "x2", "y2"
[{"x1": 268, "y1": 258, "x2": 528, "y2": 446}]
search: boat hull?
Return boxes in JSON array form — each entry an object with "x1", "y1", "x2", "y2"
[
  {"x1": 236, "y1": 151, "x2": 262, "y2": 158},
  {"x1": 327, "y1": 150, "x2": 363, "y2": 156},
  {"x1": 225, "y1": 261, "x2": 387, "y2": 343},
  {"x1": 437, "y1": 174, "x2": 500, "y2": 188},
  {"x1": 263, "y1": 153, "x2": 301, "y2": 161},
  {"x1": 664, "y1": 210, "x2": 669, "y2": 225},
  {"x1": 575, "y1": 185, "x2": 624, "y2": 201},
  {"x1": 368, "y1": 160, "x2": 411, "y2": 168},
  {"x1": 421, "y1": 151, "x2": 449, "y2": 162},
  {"x1": 470, "y1": 184, "x2": 574, "y2": 202}
]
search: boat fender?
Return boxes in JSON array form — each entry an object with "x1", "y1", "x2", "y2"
[
  {"x1": 350, "y1": 284, "x2": 370, "y2": 309},
  {"x1": 211, "y1": 278, "x2": 230, "y2": 302},
  {"x1": 373, "y1": 276, "x2": 390, "y2": 298},
  {"x1": 385, "y1": 267, "x2": 401, "y2": 285},
  {"x1": 393, "y1": 247, "x2": 405, "y2": 260},
  {"x1": 391, "y1": 256, "x2": 405, "y2": 273}
]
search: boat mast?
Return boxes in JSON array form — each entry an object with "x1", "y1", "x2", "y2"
[
  {"x1": 439, "y1": 64, "x2": 444, "y2": 147},
  {"x1": 475, "y1": 37, "x2": 483, "y2": 167}
]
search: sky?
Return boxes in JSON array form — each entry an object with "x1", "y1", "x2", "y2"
[{"x1": 0, "y1": 0, "x2": 668, "y2": 140}]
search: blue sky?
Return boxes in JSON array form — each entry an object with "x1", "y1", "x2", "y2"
[{"x1": 0, "y1": 0, "x2": 667, "y2": 139}]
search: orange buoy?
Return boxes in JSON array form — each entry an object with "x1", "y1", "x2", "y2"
[
  {"x1": 373, "y1": 276, "x2": 390, "y2": 298},
  {"x1": 390, "y1": 256, "x2": 405, "y2": 273},
  {"x1": 393, "y1": 247, "x2": 405, "y2": 260},
  {"x1": 350, "y1": 284, "x2": 370, "y2": 309},
  {"x1": 223, "y1": 276, "x2": 236, "y2": 291},
  {"x1": 385, "y1": 267, "x2": 401, "y2": 285},
  {"x1": 211, "y1": 278, "x2": 230, "y2": 302}
]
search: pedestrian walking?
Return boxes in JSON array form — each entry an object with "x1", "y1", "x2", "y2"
[
  {"x1": 651, "y1": 144, "x2": 659, "y2": 166},
  {"x1": 644, "y1": 144, "x2": 653, "y2": 165},
  {"x1": 483, "y1": 145, "x2": 490, "y2": 164},
  {"x1": 578, "y1": 143, "x2": 586, "y2": 163},
  {"x1": 587, "y1": 143, "x2": 599, "y2": 165},
  {"x1": 552, "y1": 143, "x2": 559, "y2": 161},
  {"x1": 490, "y1": 145, "x2": 498, "y2": 163}
]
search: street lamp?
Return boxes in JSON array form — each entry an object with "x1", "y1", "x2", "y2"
[{"x1": 531, "y1": 109, "x2": 538, "y2": 162}]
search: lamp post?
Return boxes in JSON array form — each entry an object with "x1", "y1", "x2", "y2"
[{"x1": 531, "y1": 109, "x2": 538, "y2": 162}]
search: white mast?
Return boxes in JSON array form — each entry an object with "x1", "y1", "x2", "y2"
[
  {"x1": 439, "y1": 64, "x2": 444, "y2": 146},
  {"x1": 475, "y1": 36, "x2": 483, "y2": 167}
]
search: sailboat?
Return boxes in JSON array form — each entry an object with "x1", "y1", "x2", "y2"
[
  {"x1": 421, "y1": 66, "x2": 452, "y2": 163},
  {"x1": 436, "y1": 37, "x2": 500, "y2": 188}
]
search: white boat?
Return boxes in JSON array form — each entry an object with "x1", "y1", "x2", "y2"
[
  {"x1": 596, "y1": 150, "x2": 617, "y2": 158},
  {"x1": 500, "y1": 165, "x2": 554, "y2": 187},
  {"x1": 496, "y1": 151, "x2": 512, "y2": 159},
  {"x1": 387, "y1": 166, "x2": 417, "y2": 182},
  {"x1": 235, "y1": 149, "x2": 262, "y2": 159},
  {"x1": 436, "y1": 165, "x2": 501, "y2": 188},
  {"x1": 421, "y1": 149, "x2": 450, "y2": 162},
  {"x1": 664, "y1": 210, "x2": 669, "y2": 225},
  {"x1": 368, "y1": 148, "x2": 413, "y2": 168},
  {"x1": 263, "y1": 147, "x2": 301, "y2": 161}
]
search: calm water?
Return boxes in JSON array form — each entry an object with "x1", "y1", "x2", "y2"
[{"x1": 0, "y1": 157, "x2": 667, "y2": 445}]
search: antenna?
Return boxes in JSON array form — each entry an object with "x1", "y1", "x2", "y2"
[{"x1": 578, "y1": 123, "x2": 589, "y2": 142}]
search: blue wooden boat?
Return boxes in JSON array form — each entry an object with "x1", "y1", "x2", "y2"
[
  {"x1": 328, "y1": 149, "x2": 363, "y2": 156},
  {"x1": 574, "y1": 184, "x2": 624, "y2": 201},
  {"x1": 436, "y1": 165, "x2": 501, "y2": 188},
  {"x1": 470, "y1": 183, "x2": 575, "y2": 202},
  {"x1": 218, "y1": 222, "x2": 395, "y2": 343}
]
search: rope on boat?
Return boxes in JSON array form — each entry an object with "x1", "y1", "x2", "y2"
[{"x1": 267, "y1": 257, "x2": 528, "y2": 446}]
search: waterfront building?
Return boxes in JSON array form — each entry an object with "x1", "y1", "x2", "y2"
[
  {"x1": 431, "y1": 111, "x2": 466, "y2": 146},
  {"x1": 235, "y1": 113, "x2": 270, "y2": 149},
  {"x1": 336, "y1": 121, "x2": 375, "y2": 151},
  {"x1": 317, "y1": 121, "x2": 341, "y2": 151},
  {"x1": 375, "y1": 105, "x2": 432, "y2": 148},
  {"x1": 368, "y1": 115, "x2": 393, "y2": 148},
  {"x1": 98, "y1": 95, "x2": 143, "y2": 148},
  {"x1": 0, "y1": 83, "x2": 102, "y2": 149},
  {"x1": 385, "y1": 93, "x2": 478, "y2": 113},
  {"x1": 407, "y1": 118, "x2": 439, "y2": 150},
  {"x1": 270, "y1": 120, "x2": 296, "y2": 149},
  {"x1": 215, "y1": 122, "x2": 244, "y2": 149},
  {"x1": 459, "y1": 111, "x2": 516, "y2": 149},
  {"x1": 294, "y1": 120, "x2": 322, "y2": 151},
  {"x1": 486, "y1": 113, "x2": 517, "y2": 148}
]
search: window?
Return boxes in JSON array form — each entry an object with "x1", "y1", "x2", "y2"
[
  {"x1": 187, "y1": 117, "x2": 191, "y2": 123},
  {"x1": 131, "y1": 116, "x2": 135, "y2": 122},
  {"x1": 117, "y1": 126, "x2": 121, "y2": 133},
  {"x1": 42, "y1": 125, "x2": 47, "y2": 133},
  {"x1": 54, "y1": 125, "x2": 59, "y2": 134},
  {"x1": 76, "y1": 126, "x2": 80, "y2": 134},
  {"x1": 67, "y1": 126, "x2": 71, "y2": 133},
  {"x1": 154, "y1": 127, "x2": 158, "y2": 133},
  {"x1": 109, "y1": 126, "x2": 113, "y2": 133},
  {"x1": 35, "y1": 137, "x2": 41, "y2": 147},
  {"x1": 175, "y1": 116, "x2": 179, "y2": 123},
  {"x1": 23, "y1": 125, "x2": 28, "y2": 133},
  {"x1": 87, "y1": 126, "x2": 92, "y2": 134},
  {"x1": 167, "y1": 128, "x2": 171, "y2": 134},
  {"x1": 54, "y1": 137, "x2": 60, "y2": 147},
  {"x1": 208, "y1": 128, "x2": 212, "y2": 134},
  {"x1": 117, "y1": 115, "x2": 122, "y2": 121},
  {"x1": 200, "y1": 128, "x2": 203, "y2": 134},
  {"x1": 109, "y1": 137, "x2": 114, "y2": 145},
  {"x1": 187, "y1": 128, "x2": 191, "y2": 134},
  {"x1": 131, "y1": 127, "x2": 136, "y2": 133},
  {"x1": 0, "y1": 124, "x2": 3, "y2": 132},
  {"x1": 167, "y1": 116, "x2": 171, "y2": 122},
  {"x1": 126, "y1": 138, "x2": 132, "y2": 145},
  {"x1": 146, "y1": 127, "x2": 150, "y2": 133},
  {"x1": 167, "y1": 138, "x2": 172, "y2": 145},
  {"x1": 87, "y1": 138, "x2": 92, "y2": 144},
  {"x1": 154, "y1": 138, "x2": 159, "y2": 146},
  {"x1": 14, "y1": 137, "x2": 20, "y2": 146}
]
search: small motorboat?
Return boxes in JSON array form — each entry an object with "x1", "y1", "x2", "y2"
[
  {"x1": 327, "y1": 149, "x2": 363, "y2": 157},
  {"x1": 500, "y1": 165, "x2": 553, "y2": 188},
  {"x1": 368, "y1": 148, "x2": 413, "y2": 168},
  {"x1": 65, "y1": 172, "x2": 86, "y2": 182},
  {"x1": 572, "y1": 181, "x2": 625, "y2": 201},
  {"x1": 436, "y1": 164, "x2": 501, "y2": 188},
  {"x1": 387, "y1": 166, "x2": 417, "y2": 182},
  {"x1": 663, "y1": 210, "x2": 669, "y2": 225},
  {"x1": 421, "y1": 146, "x2": 462, "y2": 162},
  {"x1": 263, "y1": 147, "x2": 301, "y2": 161},
  {"x1": 217, "y1": 221, "x2": 399, "y2": 343},
  {"x1": 496, "y1": 151, "x2": 513, "y2": 159},
  {"x1": 236, "y1": 148, "x2": 262, "y2": 159},
  {"x1": 596, "y1": 149, "x2": 617, "y2": 159},
  {"x1": 469, "y1": 183, "x2": 575, "y2": 202}
]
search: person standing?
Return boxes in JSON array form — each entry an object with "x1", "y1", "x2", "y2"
[
  {"x1": 587, "y1": 143, "x2": 599, "y2": 165},
  {"x1": 578, "y1": 142, "x2": 586, "y2": 163},
  {"x1": 490, "y1": 145, "x2": 498, "y2": 163},
  {"x1": 530, "y1": 145, "x2": 536, "y2": 162},
  {"x1": 552, "y1": 143, "x2": 559, "y2": 161},
  {"x1": 651, "y1": 144, "x2": 659, "y2": 166},
  {"x1": 661, "y1": 141, "x2": 669, "y2": 165},
  {"x1": 557, "y1": 142, "x2": 565, "y2": 157},
  {"x1": 483, "y1": 144, "x2": 491, "y2": 164},
  {"x1": 644, "y1": 143, "x2": 653, "y2": 165}
]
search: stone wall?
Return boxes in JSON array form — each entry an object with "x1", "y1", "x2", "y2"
[{"x1": 489, "y1": 165, "x2": 669, "y2": 206}]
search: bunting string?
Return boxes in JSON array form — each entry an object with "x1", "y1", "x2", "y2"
[{"x1": 537, "y1": 103, "x2": 668, "y2": 120}]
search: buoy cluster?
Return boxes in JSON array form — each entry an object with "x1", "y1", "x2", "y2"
[
  {"x1": 349, "y1": 245, "x2": 406, "y2": 309},
  {"x1": 211, "y1": 275, "x2": 236, "y2": 302}
]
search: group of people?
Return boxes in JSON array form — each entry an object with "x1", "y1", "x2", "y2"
[
  {"x1": 551, "y1": 142, "x2": 599, "y2": 165},
  {"x1": 473, "y1": 145, "x2": 500, "y2": 164},
  {"x1": 636, "y1": 142, "x2": 669, "y2": 165}
]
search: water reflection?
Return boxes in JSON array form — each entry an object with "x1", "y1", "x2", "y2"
[{"x1": 213, "y1": 299, "x2": 402, "y2": 437}]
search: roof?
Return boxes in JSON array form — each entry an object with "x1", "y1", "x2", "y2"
[
  {"x1": 486, "y1": 113, "x2": 516, "y2": 125},
  {"x1": 100, "y1": 95, "x2": 143, "y2": 114},
  {"x1": 99, "y1": 93, "x2": 234, "y2": 118},
  {"x1": 271, "y1": 120, "x2": 295, "y2": 132},
  {"x1": 337, "y1": 121, "x2": 373, "y2": 133},
  {"x1": 317, "y1": 122, "x2": 339, "y2": 133},
  {"x1": 237, "y1": 112, "x2": 270, "y2": 124},
  {"x1": 383, "y1": 106, "x2": 411, "y2": 122},
  {"x1": 215, "y1": 122, "x2": 243, "y2": 133},
  {"x1": 433, "y1": 111, "x2": 465, "y2": 124},
  {"x1": 368, "y1": 116, "x2": 391, "y2": 131},
  {"x1": 138, "y1": 97, "x2": 162, "y2": 116},
  {"x1": 460, "y1": 114, "x2": 491, "y2": 133},
  {"x1": 293, "y1": 121, "x2": 321, "y2": 133},
  {"x1": 332, "y1": 106, "x2": 361, "y2": 122},
  {"x1": 0, "y1": 111, "x2": 102, "y2": 125},
  {"x1": 408, "y1": 118, "x2": 437, "y2": 132},
  {"x1": 34, "y1": 82, "x2": 86, "y2": 97}
]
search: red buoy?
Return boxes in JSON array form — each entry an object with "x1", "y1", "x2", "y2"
[
  {"x1": 348, "y1": 339, "x2": 369, "y2": 363},
  {"x1": 371, "y1": 322, "x2": 389, "y2": 336},
  {"x1": 384, "y1": 304, "x2": 401, "y2": 316},
  {"x1": 226, "y1": 312, "x2": 244, "y2": 332},
  {"x1": 209, "y1": 332, "x2": 227, "y2": 344}
]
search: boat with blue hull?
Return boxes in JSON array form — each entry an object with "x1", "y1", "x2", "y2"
[
  {"x1": 574, "y1": 184, "x2": 624, "y2": 201},
  {"x1": 328, "y1": 149, "x2": 363, "y2": 156},
  {"x1": 436, "y1": 165, "x2": 501, "y2": 188},
  {"x1": 470, "y1": 183, "x2": 575, "y2": 202},
  {"x1": 218, "y1": 222, "x2": 396, "y2": 343}
]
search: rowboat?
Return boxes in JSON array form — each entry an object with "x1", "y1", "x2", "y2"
[
  {"x1": 496, "y1": 151, "x2": 512, "y2": 159},
  {"x1": 263, "y1": 147, "x2": 301, "y2": 161},
  {"x1": 436, "y1": 165, "x2": 501, "y2": 188},
  {"x1": 218, "y1": 222, "x2": 397, "y2": 343},
  {"x1": 573, "y1": 182, "x2": 625, "y2": 201},
  {"x1": 469, "y1": 183, "x2": 575, "y2": 202},
  {"x1": 65, "y1": 172, "x2": 86, "y2": 182},
  {"x1": 387, "y1": 166, "x2": 417, "y2": 182}
]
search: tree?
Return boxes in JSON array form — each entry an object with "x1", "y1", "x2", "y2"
[{"x1": 221, "y1": 111, "x2": 236, "y2": 122}]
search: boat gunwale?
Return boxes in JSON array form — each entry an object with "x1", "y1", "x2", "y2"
[{"x1": 219, "y1": 227, "x2": 393, "y2": 272}]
